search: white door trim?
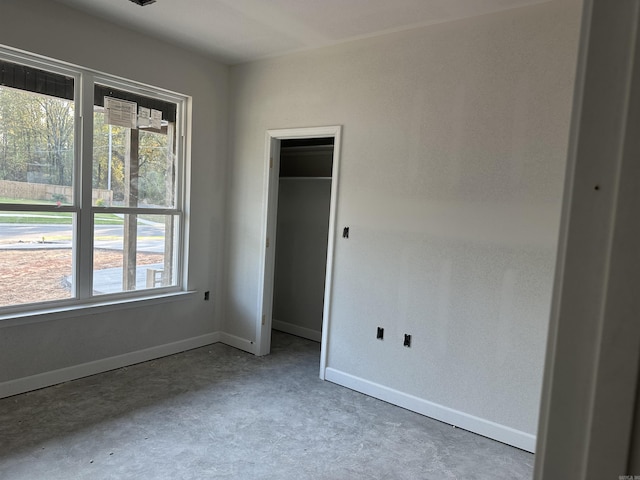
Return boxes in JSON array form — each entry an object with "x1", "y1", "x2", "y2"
[
  {"x1": 256, "y1": 125, "x2": 342, "y2": 381},
  {"x1": 534, "y1": 1, "x2": 640, "y2": 477}
]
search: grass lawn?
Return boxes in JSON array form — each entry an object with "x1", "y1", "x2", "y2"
[
  {"x1": 0, "y1": 212, "x2": 123, "y2": 225},
  {"x1": 0, "y1": 197, "x2": 63, "y2": 205},
  {"x1": 0, "y1": 198, "x2": 168, "y2": 225}
]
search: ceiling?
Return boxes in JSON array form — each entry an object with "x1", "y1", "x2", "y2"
[{"x1": 53, "y1": 0, "x2": 550, "y2": 65}]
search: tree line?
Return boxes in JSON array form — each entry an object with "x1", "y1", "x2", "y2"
[{"x1": 0, "y1": 86, "x2": 174, "y2": 206}]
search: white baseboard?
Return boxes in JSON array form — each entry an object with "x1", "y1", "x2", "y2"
[
  {"x1": 272, "y1": 319, "x2": 322, "y2": 342},
  {"x1": 0, "y1": 332, "x2": 220, "y2": 399},
  {"x1": 324, "y1": 367, "x2": 536, "y2": 453},
  {"x1": 0, "y1": 331, "x2": 258, "y2": 399},
  {"x1": 218, "y1": 332, "x2": 256, "y2": 354},
  {"x1": 1, "y1": 333, "x2": 534, "y2": 452}
]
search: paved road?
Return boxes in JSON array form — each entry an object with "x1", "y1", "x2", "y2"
[{"x1": 0, "y1": 223, "x2": 166, "y2": 253}]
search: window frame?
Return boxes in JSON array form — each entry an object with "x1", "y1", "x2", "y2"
[{"x1": 0, "y1": 46, "x2": 189, "y2": 316}]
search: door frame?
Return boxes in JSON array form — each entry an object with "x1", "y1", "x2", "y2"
[
  {"x1": 534, "y1": 0, "x2": 640, "y2": 477},
  {"x1": 256, "y1": 125, "x2": 342, "y2": 380}
]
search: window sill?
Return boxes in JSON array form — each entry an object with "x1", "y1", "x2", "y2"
[{"x1": 0, "y1": 290, "x2": 198, "y2": 329}]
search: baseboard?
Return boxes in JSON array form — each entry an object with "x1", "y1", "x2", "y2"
[
  {"x1": 0, "y1": 332, "x2": 220, "y2": 399},
  {"x1": 218, "y1": 332, "x2": 256, "y2": 354},
  {"x1": 324, "y1": 367, "x2": 536, "y2": 453},
  {"x1": 272, "y1": 319, "x2": 322, "y2": 342}
]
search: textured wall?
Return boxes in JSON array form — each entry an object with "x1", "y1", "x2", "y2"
[
  {"x1": 0, "y1": 0, "x2": 228, "y2": 382},
  {"x1": 225, "y1": 0, "x2": 582, "y2": 438}
]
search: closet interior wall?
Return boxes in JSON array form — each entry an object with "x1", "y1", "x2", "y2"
[{"x1": 272, "y1": 139, "x2": 334, "y2": 342}]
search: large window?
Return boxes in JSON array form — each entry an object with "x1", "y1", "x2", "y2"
[{"x1": 0, "y1": 50, "x2": 187, "y2": 311}]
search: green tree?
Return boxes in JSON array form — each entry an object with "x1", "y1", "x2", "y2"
[
  {"x1": 92, "y1": 110, "x2": 126, "y2": 202},
  {"x1": 92, "y1": 109, "x2": 172, "y2": 206},
  {"x1": 0, "y1": 86, "x2": 74, "y2": 187},
  {"x1": 138, "y1": 129, "x2": 171, "y2": 206},
  {"x1": 40, "y1": 96, "x2": 74, "y2": 186}
]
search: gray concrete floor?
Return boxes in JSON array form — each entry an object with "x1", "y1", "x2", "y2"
[{"x1": 0, "y1": 331, "x2": 534, "y2": 479}]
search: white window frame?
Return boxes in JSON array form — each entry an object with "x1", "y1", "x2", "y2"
[{"x1": 0, "y1": 46, "x2": 189, "y2": 317}]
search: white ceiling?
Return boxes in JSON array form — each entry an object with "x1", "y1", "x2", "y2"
[{"x1": 53, "y1": 0, "x2": 550, "y2": 65}]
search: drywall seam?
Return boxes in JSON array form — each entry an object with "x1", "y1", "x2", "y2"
[
  {"x1": 325, "y1": 367, "x2": 536, "y2": 453},
  {"x1": 0, "y1": 332, "x2": 220, "y2": 399}
]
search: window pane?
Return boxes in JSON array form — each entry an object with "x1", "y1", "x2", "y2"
[
  {"x1": 0, "y1": 211, "x2": 74, "y2": 307},
  {"x1": 92, "y1": 103, "x2": 176, "y2": 209},
  {"x1": 0, "y1": 84, "x2": 75, "y2": 206},
  {"x1": 93, "y1": 213, "x2": 179, "y2": 295}
]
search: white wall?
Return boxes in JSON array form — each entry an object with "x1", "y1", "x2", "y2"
[
  {"x1": 0, "y1": 0, "x2": 228, "y2": 387},
  {"x1": 273, "y1": 179, "x2": 331, "y2": 340},
  {"x1": 225, "y1": 0, "x2": 582, "y2": 449}
]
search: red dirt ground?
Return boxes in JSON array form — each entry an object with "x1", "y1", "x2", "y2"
[{"x1": 0, "y1": 249, "x2": 164, "y2": 307}]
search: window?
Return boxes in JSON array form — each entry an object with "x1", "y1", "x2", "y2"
[{"x1": 0, "y1": 49, "x2": 187, "y2": 312}]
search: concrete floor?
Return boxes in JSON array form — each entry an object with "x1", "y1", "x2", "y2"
[{"x1": 0, "y1": 331, "x2": 534, "y2": 479}]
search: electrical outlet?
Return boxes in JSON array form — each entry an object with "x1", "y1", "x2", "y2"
[
  {"x1": 404, "y1": 334, "x2": 411, "y2": 348},
  {"x1": 377, "y1": 327, "x2": 384, "y2": 340},
  {"x1": 204, "y1": 291, "x2": 210, "y2": 301}
]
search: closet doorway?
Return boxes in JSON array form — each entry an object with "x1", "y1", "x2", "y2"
[{"x1": 257, "y1": 126, "x2": 342, "y2": 380}]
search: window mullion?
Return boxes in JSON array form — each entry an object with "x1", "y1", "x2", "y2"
[
  {"x1": 0, "y1": 47, "x2": 187, "y2": 313},
  {"x1": 76, "y1": 73, "x2": 95, "y2": 299}
]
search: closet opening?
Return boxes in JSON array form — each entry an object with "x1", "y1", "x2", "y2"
[
  {"x1": 257, "y1": 126, "x2": 342, "y2": 379},
  {"x1": 271, "y1": 137, "x2": 334, "y2": 343}
]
